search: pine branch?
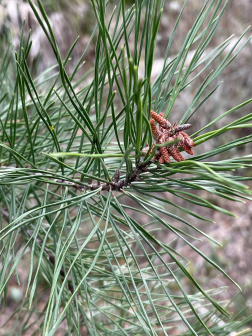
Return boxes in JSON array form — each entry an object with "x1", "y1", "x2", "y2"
[{"x1": 0, "y1": 162, "x2": 153, "y2": 192}]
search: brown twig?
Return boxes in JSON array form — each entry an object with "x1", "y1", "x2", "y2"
[
  {"x1": 87, "y1": 161, "x2": 152, "y2": 191},
  {"x1": 0, "y1": 161, "x2": 153, "y2": 194}
]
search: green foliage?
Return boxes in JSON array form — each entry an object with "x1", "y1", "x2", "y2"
[{"x1": 0, "y1": 0, "x2": 252, "y2": 334}]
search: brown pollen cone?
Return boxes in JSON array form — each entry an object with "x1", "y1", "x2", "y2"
[
  {"x1": 159, "y1": 146, "x2": 170, "y2": 163},
  {"x1": 168, "y1": 146, "x2": 185, "y2": 162},
  {"x1": 179, "y1": 141, "x2": 194, "y2": 155},
  {"x1": 151, "y1": 110, "x2": 171, "y2": 129},
  {"x1": 180, "y1": 131, "x2": 194, "y2": 154},
  {"x1": 158, "y1": 155, "x2": 165, "y2": 164},
  {"x1": 181, "y1": 132, "x2": 194, "y2": 146},
  {"x1": 150, "y1": 119, "x2": 161, "y2": 140}
]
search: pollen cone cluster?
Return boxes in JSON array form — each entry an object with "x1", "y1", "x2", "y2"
[{"x1": 142, "y1": 110, "x2": 194, "y2": 163}]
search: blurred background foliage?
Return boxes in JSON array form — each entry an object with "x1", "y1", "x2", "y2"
[{"x1": 0, "y1": 0, "x2": 252, "y2": 334}]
